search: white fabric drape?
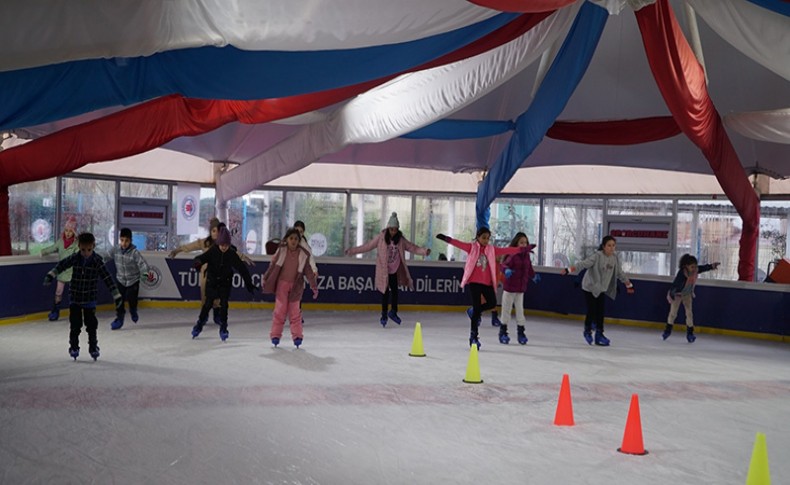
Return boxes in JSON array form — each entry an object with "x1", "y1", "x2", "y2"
[
  {"x1": 687, "y1": 0, "x2": 790, "y2": 81},
  {"x1": 724, "y1": 108, "x2": 790, "y2": 144},
  {"x1": 217, "y1": 5, "x2": 581, "y2": 203},
  {"x1": 0, "y1": 0, "x2": 497, "y2": 72}
]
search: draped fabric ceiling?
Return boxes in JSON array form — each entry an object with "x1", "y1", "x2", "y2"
[{"x1": 0, "y1": 0, "x2": 788, "y2": 280}]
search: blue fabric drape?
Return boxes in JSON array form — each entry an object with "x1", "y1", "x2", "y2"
[
  {"x1": 475, "y1": 2, "x2": 607, "y2": 229},
  {"x1": 744, "y1": 0, "x2": 790, "y2": 16},
  {"x1": 402, "y1": 119, "x2": 515, "y2": 139},
  {"x1": 0, "y1": 13, "x2": 517, "y2": 131}
]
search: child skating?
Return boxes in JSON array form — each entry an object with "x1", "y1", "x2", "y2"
[
  {"x1": 191, "y1": 227, "x2": 257, "y2": 341},
  {"x1": 436, "y1": 227, "x2": 521, "y2": 349},
  {"x1": 43, "y1": 232, "x2": 122, "y2": 361},
  {"x1": 663, "y1": 254, "x2": 720, "y2": 343},
  {"x1": 562, "y1": 235, "x2": 633, "y2": 346},
  {"x1": 107, "y1": 228, "x2": 153, "y2": 330},
  {"x1": 499, "y1": 232, "x2": 538, "y2": 345},
  {"x1": 345, "y1": 212, "x2": 430, "y2": 327},
  {"x1": 263, "y1": 228, "x2": 319, "y2": 348},
  {"x1": 40, "y1": 216, "x2": 79, "y2": 321}
]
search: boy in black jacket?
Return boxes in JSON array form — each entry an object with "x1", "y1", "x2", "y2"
[
  {"x1": 191, "y1": 227, "x2": 257, "y2": 341},
  {"x1": 44, "y1": 232, "x2": 122, "y2": 361}
]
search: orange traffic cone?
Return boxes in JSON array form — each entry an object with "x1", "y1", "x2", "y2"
[
  {"x1": 618, "y1": 393, "x2": 648, "y2": 455},
  {"x1": 553, "y1": 374, "x2": 574, "y2": 426}
]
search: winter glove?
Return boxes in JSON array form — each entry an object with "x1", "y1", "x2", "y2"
[
  {"x1": 114, "y1": 296, "x2": 124, "y2": 311},
  {"x1": 504, "y1": 269, "x2": 514, "y2": 279},
  {"x1": 532, "y1": 273, "x2": 541, "y2": 284},
  {"x1": 43, "y1": 273, "x2": 54, "y2": 286},
  {"x1": 312, "y1": 288, "x2": 319, "y2": 300},
  {"x1": 436, "y1": 233, "x2": 449, "y2": 242}
]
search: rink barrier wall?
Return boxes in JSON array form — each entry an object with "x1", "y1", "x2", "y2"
[{"x1": 2, "y1": 252, "x2": 788, "y2": 341}]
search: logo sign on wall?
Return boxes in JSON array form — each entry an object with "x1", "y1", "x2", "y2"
[
  {"x1": 176, "y1": 184, "x2": 200, "y2": 235},
  {"x1": 606, "y1": 216, "x2": 673, "y2": 252},
  {"x1": 31, "y1": 219, "x2": 52, "y2": 243},
  {"x1": 142, "y1": 265, "x2": 163, "y2": 291},
  {"x1": 246, "y1": 229, "x2": 258, "y2": 255},
  {"x1": 309, "y1": 233, "x2": 328, "y2": 257}
]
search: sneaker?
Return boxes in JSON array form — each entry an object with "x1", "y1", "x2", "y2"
[
  {"x1": 594, "y1": 331, "x2": 610, "y2": 346},
  {"x1": 294, "y1": 337, "x2": 303, "y2": 349},
  {"x1": 130, "y1": 310, "x2": 139, "y2": 323},
  {"x1": 662, "y1": 324, "x2": 673, "y2": 340},
  {"x1": 387, "y1": 310, "x2": 402, "y2": 325},
  {"x1": 271, "y1": 337, "x2": 281, "y2": 347},
  {"x1": 583, "y1": 331, "x2": 593, "y2": 345},
  {"x1": 380, "y1": 315, "x2": 388, "y2": 327}
]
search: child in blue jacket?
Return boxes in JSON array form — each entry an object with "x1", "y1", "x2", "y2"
[{"x1": 663, "y1": 254, "x2": 719, "y2": 343}]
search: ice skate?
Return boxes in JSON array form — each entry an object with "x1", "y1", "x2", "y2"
[
  {"x1": 130, "y1": 310, "x2": 139, "y2": 323},
  {"x1": 583, "y1": 330, "x2": 593, "y2": 345},
  {"x1": 110, "y1": 316, "x2": 124, "y2": 330},
  {"x1": 387, "y1": 310, "x2": 402, "y2": 325},
  {"x1": 89, "y1": 345, "x2": 100, "y2": 361},
  {"x1": 380, "y1": 315, "x2": 387, "y2": 327},
  {"x1": 68, "y1": 347, "x2": 79, "y2": 360},
  {"x1": 469, "y1": 332, "x2": 481, "y2": 350},
  {"x1": 294, "y1": 337, "x2": 303, "y2": 349},
  {"x1": 219, "y1": 324, "x2": 229, "y2": 342},
  {"x1": 517, "y1": 325, "x2": 528, "y2": 345},
  {"x1": 271, "y1": 337, "x2": 280, "y2": 347},
  {"x1": 48, "y1": 304, "x2": 60, "y2": 321},
  {"x1": 491, "y1": 312, "x2": 502, "y2": 327},
  {"x1": 686, "y1": 326, "x2": 696, "y2": 343},
  {"x1": 212, "y1": 307, "x2": 221, "y2": 325},
  {"x1": 662, "y1": 324, "x2": 673, "y2": 340},
  {"x1": 466, "y1": 307, "x2": 481, "y2": 326},
  {"x1": 498, "y1": 324, "x2": 510, "y2": 344},
  {"x1": 191, "y1": 319, "x2": 205, "y2": 339},
  {"x1": 594, "y1": 331, "x2": 610, "y2": 346}
]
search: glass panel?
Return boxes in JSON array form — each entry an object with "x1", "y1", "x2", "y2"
[
  {"x1": 676, "y1": 200, "x2": 740, "y2": 281},
  {"x1": 61, "y1": 177, "x2": 117, "y2": 252},
  {"x1": 283, "y1": 190, "x2": 346, "y2": 257},
  {"x1": 120, "y1": 181, "x2": 168, "y2": 199},
  {"x1": 414, "y1": 196, "x2": 449, "y2": 261},
  {"x1": 8, "y1": 178, "x2": 58, "y2": 255},
  {"x1": 489, "y1": 198, "x2": 540, "y2": 247},
  {"x1": 171, "y1": 187, "x2": 216, "y2": 250},
  {"x1": 617, "y1": 250, "x2": 672, "y2": 276},
  {"x1": 607, "y1": 199, "x2": 674, "y2": 216},
  {"x1": 224, "y1": 190, "x2": 283, "y2": 255},
  {"x1": 541, "y1": 198, "x2": 604, "y2": 267},
  {"x1": 349, "y1": 194, "x2": 413, "y2": 259},
  {"x1": 758, "y1": 201, "x2": 790, "y2": 282}
]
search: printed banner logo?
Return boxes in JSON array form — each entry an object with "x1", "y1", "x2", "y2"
[
  {"x1": 142, "y1": 265, "x2": 163, "y2": 291},
  {"x1": 181, "y1": 195, "x2": 197, "y2": 221}
]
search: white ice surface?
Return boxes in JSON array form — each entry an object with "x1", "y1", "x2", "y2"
[{"x1": 0, "y1": 308, "x2": 788, "y2": 485}]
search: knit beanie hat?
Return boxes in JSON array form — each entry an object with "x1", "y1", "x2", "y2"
[
  {"x1": 387, "y1": 212, "x2": 400, "y2": 229},
  {"x1": 64, "y1": 216, "x2": 77, "y2": 232},
  {"x1": 216, "y1": 226, "x2": 231, "y2": 245}
]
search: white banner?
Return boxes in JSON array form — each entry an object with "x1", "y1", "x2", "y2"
[
  {"x1": 138, "y1": 253, "x2": 183, "y2": 299},
  {"x1": 176, "y1": 184, "x2": 200, "y2": 235}
]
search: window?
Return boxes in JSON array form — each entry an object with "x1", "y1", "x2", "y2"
[
  {"x1": 349, "y1": 194, "x2": 413, "y2": 259},
  {"x1": 758, "y1": 201, "x2": 790, "y2": 282},
  {"x1": 542, "y1": 198, "x2": 603, "y2": 267},
  {"x1": 172, "y1": 187, "x2": 216, "y2": 250},
  {"x1": 676, "y1": 200, "x2": 740, "y2": 281},
  {"x1": 8, "y1": 178, "x2": 57, "y2": 255},
  {"x1": 61, "y1": 177, "x2": 117, "y2": 253},
  {"x1": 284, "y1": 190, "x2": 346, "y2": 257}
]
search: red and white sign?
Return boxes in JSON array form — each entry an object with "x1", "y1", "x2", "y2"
[{"x1": 606, "y1": 216, "x2": 673, "y2": 252}]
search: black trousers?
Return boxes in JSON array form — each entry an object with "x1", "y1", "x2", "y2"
[
  {"x1": 381, "y1": 273, "x2": 399, "y2": 316},
  {"x1": 69, "y1": 303, "x2": 98, "y2": 350},
  {"x1": 468, "y1": 283, "x2": 497, "y2": 337},
  {"x1": 583, "y1": 290, "x2": 606, "y2": 333},
  {"x1": 198, "y1": 285, "x2": 231, "y2": 328},
  {"x1": 116, "y1": 281, "x2": 140, "y2": 319}
]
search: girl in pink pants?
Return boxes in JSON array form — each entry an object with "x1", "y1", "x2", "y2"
[{"x1": 262, "y1": 228, "x2": 318, "y2": 348}]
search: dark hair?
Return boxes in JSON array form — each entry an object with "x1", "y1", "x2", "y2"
[
  {"x1": 78, "y1": 232, "x2": 95, "y2": 246},
  {"x1": 384, "y1": 228, "x2": 402, "y2": 245},
  {"x1": 509, "y1": 232, "x2": 528, "y2": 247},
  {"x1": 475, "y1": 227, "x2": 491, "y2": 240},
  {"x1": 598, "y1": 235, "x2": 616, "y2": 251},
  {"x1": 204, "y1": 221, "x2": 223, "y2": 248},
  {"x1": 282, "y1": 227, "x2": 301, "y2": 243},
  {"x1": 438, "y1": 253, "x2": 448, "y2": 261},
  {"x1": 294, "y1": 220, "x2": 306, "y2": 231},
  {"x1": 678, "y1": 253, "x2": 698, "y2": 269},
  {"x1": 120, "y1": 227, "x2": 132, "y2": 239}
]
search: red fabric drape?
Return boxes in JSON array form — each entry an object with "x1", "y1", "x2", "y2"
[
  {"x1": 467, "y1": 0, "x2": 575, "y2": 13},
  {"x1": 636, "y1": 1, "x2": 759, "y2": 281},
  {"x1": 0, "y1": 187, "x2": 8, "y2": 255},
  {"x1": 547, "y1": 116, "x2": 681, "y2": 144},
  {"x1": 0, "y1": 12, "x2": 550, "y2": 255}
]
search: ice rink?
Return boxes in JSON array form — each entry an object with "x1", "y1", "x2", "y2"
[{"x1": 1, "y1": 307, "x2": 788, "y2": 484}]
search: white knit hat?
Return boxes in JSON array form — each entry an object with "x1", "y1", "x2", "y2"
[{"x1": 387, "y1": 212, "x2": 399, "y2": 229}]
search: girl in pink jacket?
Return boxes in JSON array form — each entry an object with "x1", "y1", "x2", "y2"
[
  {"x1": 346, "y1": 212, "x2": 431, "y2": 327},
  {"x1": 437, "y1": 228, "x2": 521, "y2": 349},
  {"x1": 262, "y1": 228, "x2": 319, "y2": 348}
]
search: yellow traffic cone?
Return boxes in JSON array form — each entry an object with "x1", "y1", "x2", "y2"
[
  {"x1": 462, "y1": 343, "x2": 483, "y2": 384},
  {"x1": 409, "y1": 322, "x2": 426, "y2": 357},
  {"x1": 746, "y1": 432, "x2": 771, "y2": 485}
]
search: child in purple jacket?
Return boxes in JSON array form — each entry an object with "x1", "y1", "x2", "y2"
[{"x1": 499, "y1": 232, "x2": 538, "y2": 345}]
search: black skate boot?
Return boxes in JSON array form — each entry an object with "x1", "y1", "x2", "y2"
[
  {"x1": 469, "y1": 331, "x2": 481, "y2": 350},
  {"x1": 110, "y1": 315, "x2": 124, "y2": 330},
  {"x1": 212, "y1": 307, "x2": 221, "y2": 325},
  {"x1": 686, "y1": 326, "x2": 696, "y2": 343},
  {"x1": 48, "y1": 302, "x2": 60, "y2": 321},
  {"x1": 294, "y1": 337, "x2": 303, "y2": 349},
  {"x1": 594, "y1": 331, "x2": 610, "y2": 346},
  {"x1": 89, "y1": 345, "x2": 100, "y2": 361},
  {"x1": 517, "y1": 325, "x2": 528, "y2": 345},
  {"x1": 191, "y1": 319, "x2": 206, "y2": 339},
  {"x1": 68, "y1": 347, "x2": 79, "y2": 360},
  {"x1": 662, "y1": 324, "x2": 673, "y2": 340},
  {"x1": 491, "y1": 311, "x2": 502, "y2": 327},
  {"x1": 219, "y1": 323, "x2": 229, "y2": 342},
  {"x1": 498, "y1": 324, "x2": 510, "y2": 344},
  {"x1": 380, "y1": 313, "x2": 388, "y2": 327},
  {"x1": 583, "y1": 330, "x2": 593, "y2": 345}
]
